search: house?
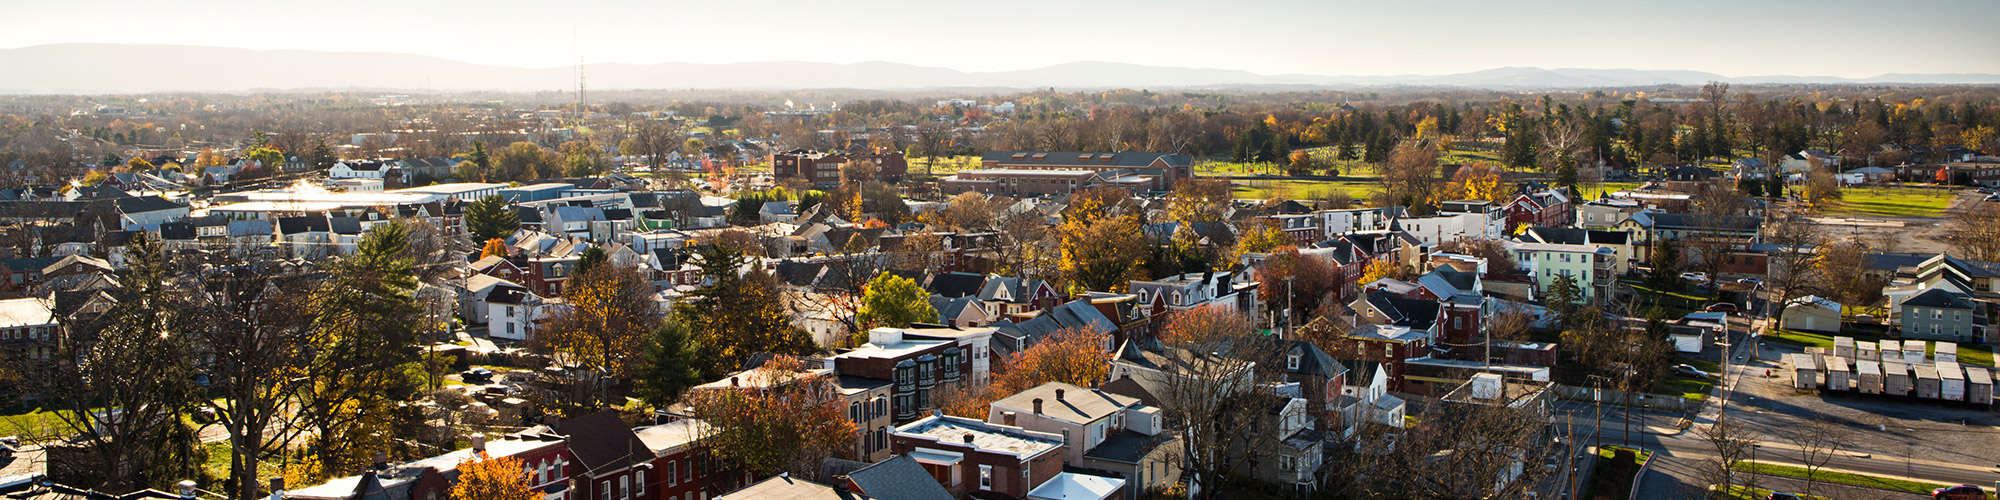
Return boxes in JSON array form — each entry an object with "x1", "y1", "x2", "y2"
[
  {"x1": 1782, "y1": 295, "x2": 1843, "y2": 333},
  {"x1": 1327, "y1": 321, "x2": 1432, "y2": 394},
  {"x1": 832, "y1": 327, "x2": 986, "y2": 422},
  {"x1": 286, "y1": 433, "x2": 570, "y2": 500},
  {"x1": 1730, "y1": 158, "x2": 1770, "y2": 179},
  {"x1": 1246, "y1": 393, "x2": 1322, "y2": 491},
  {"x1": 1507, "y1": 241, "x2": 1615, "y2": 304},
  {"x1": 889, "y1": 414, "x2": 1066, "y2": 499},
  {"x1": 0, "y1": 295, "x2": 59, "y2": 366},
  {"x1": 485, "y1": 281, "x2": 539, "y2": 341},
  {"x1": 1575, "y1": 199, "x2": 1643, "y2": 230},
  {"x1": 714, "y1": 475, "x2": 862, "y2": 500},
  {"x1": 1503, "y1": 187, "x2": 1570, "y2": 229},
  {"x1": 1336, "y1": 361, "x2": 1406, "y2": 437},
  {"x1": 929, "y1": 295, "x2": 996, "y2": 328},
  {"x1": 1025, "y1": 473, "x2": 1127, "y2": 500},
  {"x1": 770, "y1": 149, "x2": 909, "y2": 189},
  {"x1": 550, "y1": 410, "x2": 655, "y2": 500},
  {"x1": 836, "y1": 454, "x2": 958, "y2": 500},
  {"x1": 113, "y1": 196, "x2": 188, "y2": 230},
  {"x1": 1392, "y1": 200, "x2": 1507, "y2": 246},
  {"x1": 328, "y1": 160, "x2": 389, "y2": 179},
  {"x1": 986, "y1": 383, "x2": 1143, "y2": 467},
  {"x1": 1780, "y1": 149, "x2": 1841, "y2": 173},
  {"x1": 758, "y1": 201, "x2": 796, "y2": 224},
  {"x1": 977, "y1": 276, "x2": 1061, "y2": 318},
  {"x1": 1128, "y1": 271, "x2": 1257, "y2": 316},
  {"x1": 1898, "y1": 288, "x2": 1987, "y2": 343},
  {"x1": 634, "y1": 418, "x2": 747, "y2": 500},
  {"x1": 274, "y1": 214, "x2": 333, "y2": 259}
]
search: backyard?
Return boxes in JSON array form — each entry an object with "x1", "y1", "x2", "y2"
[{"x1": 0, "y1": 407, "x2": 73, "y2": 443}]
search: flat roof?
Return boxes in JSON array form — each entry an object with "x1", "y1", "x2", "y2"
[
  {"x1": 835, "y1": 338, "x2": 952, "y2": 359},
  {"x1": 894, "y1": 415, "x2": 1061, "y2": 459},
  {"x1": 0, "y1": 297, "x2": 54, "y2": 328}
]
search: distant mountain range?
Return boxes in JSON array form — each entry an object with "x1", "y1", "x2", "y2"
[{"x1": 3, "y1": 44, "x2": 1998, "y2": 94}]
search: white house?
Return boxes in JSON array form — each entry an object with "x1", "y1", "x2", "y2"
[
  {"x1": 328, "y1": 160, "x2": 388, "y2": 179},
  {"x1": 1782, "y1": 295, "x2": 1843, "y2": 333},
  {"x1": 485, "y1": 281, "x2": 539, "y2": 341}
]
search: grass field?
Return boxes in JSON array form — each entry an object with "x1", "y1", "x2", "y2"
[
  {"x1": 1827, "y1": 186, "x2": 1957, "y2": 217},
  {"x1": 0, "y1": 407, "x2": 74, "y2": 443},
  {"x1": 1734, "y1": 461, "x2": 1989, "y2": 498},
  {"x1": 1655, "y1": 357, "x2": 1721, "y2": 400},
  {"x1": 1230, "y1": 179, "x2": 1382, "y2": 201},
  {"x1": 1720, "y1": 485, "x2": 1826, "y2": 500}
]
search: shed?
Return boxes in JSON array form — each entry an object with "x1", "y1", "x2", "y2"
[
  {"x1": 1971, "y1": 367, "x2": 1995, "y2": 405},
  {"x1": 1883, "y1": 360, "x2": 1913, "y2": 396},
  {"x1": 1940, "y1": 361, "x2": 1966, "y2": 401},
  {"x1": 1915, "y1": 364, "x2": 1941, "y2": 399},
  {"x1": 1787, "y1": 353, "x2": 1820, "y2": 390},
  {"x1": 1833, "y1": 336, "x2": 1856, "y2": 359},
  {"x1": 1781, "y1": 295, "x2": 1843, "y2": 333},
  {"x1": 1903, "y1": 341, "x2": 1928, "y2": 365},
  {"x1": 1856, "y1": 341, "x2": 1879, "y2": 362},
  {"x1": 1936, "y1": 342, "x2": 1959, "y2": 364},
  {"x1": 1856, "y1": 360, "x2": 1883, "y2": 394},
  {"x1": 1826, "y1": 357, "x2": 1852, "y2": 391}
]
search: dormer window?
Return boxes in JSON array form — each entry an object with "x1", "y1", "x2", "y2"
[{"x1": 1287, "y1": 350, "x2": 1301, "y2": 370}]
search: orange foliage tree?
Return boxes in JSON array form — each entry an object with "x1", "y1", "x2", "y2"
[
  {"x1": 941, "y1": 328, "x2": 1113, "y2": 418},
  {"x1": 688, "y1": 355, "x2": 857, "y2": 478},
  {"x1": 479, "y1": 238, "x2": 508, "y2": 259},
  {"x1": 452, "y1": 453, "x2": 539, "y2": 500}
]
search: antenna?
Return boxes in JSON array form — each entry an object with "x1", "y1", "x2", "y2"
[{"x1": 573, "y1": 26, "x2": 587, "y2": 113}]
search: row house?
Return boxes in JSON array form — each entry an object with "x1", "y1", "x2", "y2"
[
  {"x1": 770, "y1": 149, "x2": 908, "y2": 189},
  {"x1": 1316, "y1": 207, "x2": 1397, "y2": 235},
  {"x1": 1128, "y1": 270, "x2": 1258, "y2": 318},
  {"x1": 831, "y1": 327, "x2": 991, "y2": 422},
  {"x1": 977, "y1": 151, "x2": 1193, "y2": 191},
  {"x1": 1258, "y1": 213, "x2": 1321, "y2": 245},
  {"x1": 943, "y1": 168, "x2": 1154, "y2": 196},
  {"x1": 1392, "y1": 200, "x2": 1506, "y2": 246},
  {"x1": 1507, "y1": 241, "x2": 1616, "y2": 305},
  {"x1": 287, "y1": 433, "x2": 570, "y2": 500}
]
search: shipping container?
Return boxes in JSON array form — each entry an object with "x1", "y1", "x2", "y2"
[
  {"x1": 1940, "y1": 362, "x2": 1966, "y2": 401},
  {"x1": 1883, "y1": 360, "x2": 1913, "y2": 396},
  {"x1": 1879, "y1": 340, "x2": 1901, "y2": 363},
  {"x1": 1788, "y1": 353, "x2": 1820, "y2": 390},
  {"x1": 1904, "y1": 341, "x2": 1928, "y2": 365},
  {"x1": 1857, "y1": 360, "x2": 1884, "y2": 394},
  {"x1": 1827, "y1": 357, "x2": 1852, "y2": 391},
  {"x1": 1857, "y1": 341, "x2": 1879, "y2": 362},
  {"x1": 1834, "y1": 336, "x2": 1856, "y2": 360},
  {"x1": 1936, "y1": 342, "x2": 1959, "y2": 364},
  {"x1": 1966, "y1": 366, "x2": 1992, "y2": 405},
  {"x1": 1916, "y1": 364, "x2": 1941, "y2": 399}
]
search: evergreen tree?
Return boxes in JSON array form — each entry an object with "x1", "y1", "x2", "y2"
[
  {"x1": 464, "y1": 195, "x2": 521, "y2": 243},
  {"x1": 635, "y1": 318, "x2": 704, "y2": 407}
]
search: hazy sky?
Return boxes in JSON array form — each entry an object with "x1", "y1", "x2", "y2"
[{"x1": 5, "y1": 0, "x2": 1997, "y2": 77}]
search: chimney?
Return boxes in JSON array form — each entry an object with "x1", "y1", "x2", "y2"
[
  {"x1": 1002, "y1": 411, "x2": 1017, "y2": 426},
  {"x1": 177, "y1": 480, "x2": 197, "y2": 500},
  {"x1": 963, "y1": 433, "x2": 976, "y2": 444},
  {"x1": 1054, "y1": 388, "x2": 1065, "y2": 401},
  {"x1": 1032, "y1": 398, "x2": 1043, "y2": 414},
  {"x1": 267, "y1": 478, "x2": 285, "y2": 500},
  {"x1": 471, "y1": 434, "x2": 486, "y2": 452},
  {"x1": 372, "y1": 451, "x2": 389, "y2": 470},
  {"x1": 730, "y1": 376, "x2": 740, "y2": 387}
]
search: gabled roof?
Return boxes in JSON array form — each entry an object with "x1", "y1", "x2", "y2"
[
  {"x1": 843, "y1": 455, "x2": 955, "y2": 500},
  {"x1": 550, "y1": 409, "x2": 652, "y2": 474},
  {"x1": 990, "y1": 382, "x2": 1139, "y2": 425},
  {"x1": 1904, "y1": 288, "x2": 1975, "y2": 310},
  {"x1": 113, "y1": 195, "x2": 182, "y2": 214},
  {"x1": 927, "y1": 272, "x2": 987, "y2": 298}
]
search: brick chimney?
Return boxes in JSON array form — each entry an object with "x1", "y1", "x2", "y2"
[
  {"x1": 731, "y1": 376, "x2": 740, "y2": 387},
  {"x1": 1032, "y1": 398, "x2": 1043, "y2": 415},
  {"x1": 471, "y1": 434, "x2": 486, "y2": 452},
  {"x1": 1002, "y1": 411, "x2": 1017, "y2": 426},
  {"x1": 963, "y1": 433, "x2": 976, "y2": 444},
  {"x1": 1055, "y1": 388, "x2": 1065, "y2": 401}
]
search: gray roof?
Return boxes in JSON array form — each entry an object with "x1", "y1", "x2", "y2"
[
  {"x1": 843, "y1": 455, "x2": 953, "y2": 500},
  {"x1": 1904, "y1": 288, "x2": 1975, "y2": 310},
  {"x1": 980, "y1": 151, "x2": 1193, "y2": 168}
]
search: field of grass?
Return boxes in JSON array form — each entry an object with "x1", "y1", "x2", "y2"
[
  {"x1": 1230, "y1": 179, "x2": 1381, "y2": 201},
  {"x1": 0, "y1": 407, "x2": 75, "y2": 443},
  {"x1": 1656, "y1": 372, "x2": 1716, "y2": 401},
  {"x1": 1734, "y1": 461, "x2": 1986, "y2": 498},
  {"x1": 1827, "y1": 186, "x2": 1957, "y2": 218},
  {"x1": 1720, "y1": 485, "x2": 1825, "y2": 500}
]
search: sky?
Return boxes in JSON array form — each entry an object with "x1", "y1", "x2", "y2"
[{"x1": 4, "y1": 0, "x2": 1997, "y2": 78}]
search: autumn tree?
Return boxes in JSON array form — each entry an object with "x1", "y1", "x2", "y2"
[
  {"x1": 994, "y1": 328, "x2": 1113, "y2": 394},
  {"x1": 1443, "y1": 162, "x2": 1507, "y2": 203},
  {"x1": 1230, "y1": 220, "x2": 1291, "y2": 261},
  {"x1": 1150, "y1": 307, "x2": 1288, "y2": 498},
  {"x1": 536, "y1": 263, "x2": 659, "y2": 391},
  {"x1": 689, "y1": 355, "x2": 856, "y2": 479},
  {"x1": 184, "y1": 260, "x2": 326, "y2": 500},
  {"x1": 856, "y1": 271, "x2": 935, "y2": 328},
  {"x1": 1358, "y1": 258, "x2": 1404, "y2": 284},
  {"x1": 1057, "y1": 189, "x2": 1147, "y2": 292},
  {"x1": 1802, "y1": 168, "x2": 1843, "y2": 211},
  {"x1": 296, "y1": 220, "x2": 428, "y2": 478},
  {"x1": 493, "y1": 141, "x2": 559, "y2": 182},
  {"x1": 452, "y1": 454, "x2": 539, "y2": 500},
  {"x1": 675, "y1": 241, "x2": 816, "y2": 375},
  {"x1": 1256, "y1": 248, "x2": 1340, "y2": 328},
  {"x1": 480, "y1": 238, "x2": 509, "y2": 259},
  {"x1": 465, "y1": 194, "x2": 520, "y2": 242},
  {"x1": 1380, "y1": 137, "x2": 1440, "y2": 210}
]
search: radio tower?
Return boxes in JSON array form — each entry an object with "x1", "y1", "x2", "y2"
[{"x1": 573, "y1": 27, "x2": 587, "y2": 113}]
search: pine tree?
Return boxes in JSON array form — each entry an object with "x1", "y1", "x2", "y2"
[{"x1": 464, "y1": 195, "x2": 520, "y2": 242}]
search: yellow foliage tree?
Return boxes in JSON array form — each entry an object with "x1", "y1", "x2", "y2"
[
  {"x1": 452, "y1": 453, "x2": 538, "y2": 500},
  {"x1": 1444, "y1": 163, "x2": 1507, "y2": 203},
  {"x1": 479, "y1": 238, "x2": 508, "y2": 259},
  {"x1": 1359, "y1": 259, "x2": 1402, "y2": 284}
]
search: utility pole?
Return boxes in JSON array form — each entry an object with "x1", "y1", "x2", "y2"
[{"x1": 1284, "y1": 276, "x2": 1295, "y2": 339}]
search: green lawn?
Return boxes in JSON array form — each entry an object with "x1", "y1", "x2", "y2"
[
  {"x1": 0, "y1": 408, "x2": 75, "y2": 443},
  {"x1": 1826, "y1": 186, "x2": 1956, "y2": 218},
  {"x1": 1764, "y1": 328, "x2": 1842, "y2": 349},
  {"x1": 1231, "y1": 179, "x2": 1381, "y2": 201},
  {"x1": 1656, "y1": 374, "x2": 1715, "y2": 401},
  {"x1": 1720, "y1": 485, "x2": 1825, "y2": 500},
  {"x1": 1733, "y1": 461, "x2": 1984, "y2": 497}
]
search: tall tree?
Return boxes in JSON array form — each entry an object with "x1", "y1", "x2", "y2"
[
  {"x1": 189, "y1": 262, "x2": 320, "y2": 500},
  {"x1": 675, "y1": 242, "x2": 816, "y2": 375},
  {"x1": 688, "y1": 355, "x2": 856, "y2": 479},
  {"x1": 634, "y1": 318, "x2": 704, "y2": 408},
  {"x1": 855, "y1": 272, "x2": 936, "y2": 331},
  {"x1": 452, "y1": 454, "x2": 540, "y2": 500},
  {"x1": 464, "y1": 194, "x2": 520, "y2": 243},
  {"x1": 298, "y1": 220, "x2": 426, "y2": 478},
  {"x1": 535, "y1": 263, "x2": 659, "y2": 408}
]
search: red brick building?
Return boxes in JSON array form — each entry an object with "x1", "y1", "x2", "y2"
[
  {"x1": 1504, "y1": 188, "x2": 1571, "y2": 230},
  {"x1": 889, "y1": 414, "x2": 1067, "y2": 499},
  {"x1": 771, "y1": 149, "x2": 908, "y2": 189}
]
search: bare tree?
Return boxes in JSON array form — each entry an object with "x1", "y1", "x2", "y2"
[
  {"x1": 1346, "y1": 400, "x2": 1554, "y2": 498},
  {"x1": 1693, "y1": 418, "x2": 1760, "y2": 499},
  {"x1": 1764, "y1": 216, "x2": 1825, "y2": 324},
  {"x1": 1779, "y1": 413, "x2": 1850, "y2": 498},
  {"x1": 1143, "y1": 308, "x2": 1287, "y2": 497},
  {"x1": 1946, "y1": 203, "x2": 2000, "y2": 261}
]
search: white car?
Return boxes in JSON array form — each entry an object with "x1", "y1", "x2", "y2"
[{"x1": 1680, "y1": 272, "x2": 1708, "y2": 282}]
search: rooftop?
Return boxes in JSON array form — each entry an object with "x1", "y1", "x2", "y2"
[
  {"x1": 893, "y1": 414, "x2": 1062, "y2": 459},
  {"x1": 990, "y1": 382, "x2": 1139, "y2": 425}
]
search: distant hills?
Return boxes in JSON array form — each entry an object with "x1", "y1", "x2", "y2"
[{"x1": 3, "y1": 44, "x2": 1998, "y2": 94}]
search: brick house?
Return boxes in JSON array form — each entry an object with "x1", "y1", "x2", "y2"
[
  {"x1": 1503, "y1": 188, "x2": 1571, "y2": 230},
  {"x1": 889, "y1": 414, "x2": 1066, "y2": 499}
]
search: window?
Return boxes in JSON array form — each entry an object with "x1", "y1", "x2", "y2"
[
  {"x1": 600, "y1": 481, "x2": 610, "y2": 500},
  {"x1": 668, "y1": 459, "x2": 678, "y2": 485},
  {"x1": 505, "y1": 306, "x2": 515, "y2": 317},
  {"x1": 1280, "y1": 455, "x2": 1295, "y2": 471},
  {"x1": 635, "y1": 470, "x2": 644, "y2": 496},
  {"x1": 619, "y1": 476, "x2": 629, "y2": 499},
  {"x1": 1383, "y1": 344, "x2": 1393, "y2": 358},
  {"x1": 979, "y1": 464, "x2": 994, "y2": 490},
  {"x1": 1287, "y1": 352, "x2": 1300, "y2": 370},
  {"x1": 506, "y1": 323, "x2": 516, "y2": 335}
]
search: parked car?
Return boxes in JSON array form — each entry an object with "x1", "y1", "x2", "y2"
[
  {"x1": 1674, "y1": 364, "x2": 1714, "y2": 379},
  {"x1": 1736, "y1": 277, "x2": 1763, "y2": 286},
  {"x1": 1933, "y1": 484, "x2": 1985, "y2": 500},
  {"x1": 1680, "y1": 272, "x2": 1709, "y2": 282},
  {"x1": 1706, "y1": 303, "x2": 1739, "y2": 313},
  {"x1": 1767, "y1": 492, "x2": 1802, "y2": 500},
  {"x1": 461, "y1": 367, "x2": 494, "y2": 384}
]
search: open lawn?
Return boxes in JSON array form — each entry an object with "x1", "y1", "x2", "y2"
[
  {"x1": 1734, "y1": 461, "x2": 1991, "y2": 498},
  {"x1": 0, "y1": 408, "x2": 74, "y2": 443},
  {"x1": 1720, "y1": 485, "x2": 1825, "y2": 500},
  {"x1": 1230, "y1": 179, "x2": 1380, "y2": 201},
  {"x1": 1827, "y1": 186, "x2": 1957, "y2": 218},
  {"x1": 1656, "y1": 372, "x2": 1715, "y2": 401}
]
